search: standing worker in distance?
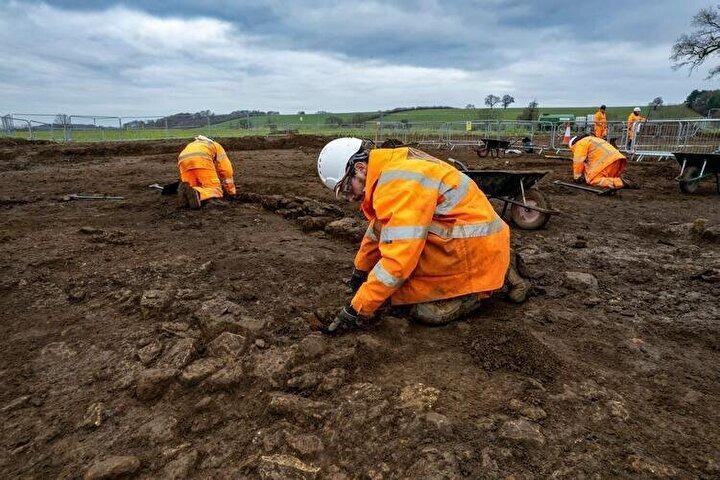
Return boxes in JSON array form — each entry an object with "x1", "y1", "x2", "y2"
[
  {"x1": 593, "y1": 105, "x2": 608, "y2": 140},
  {"x1": 317, "y1": 138, "x2": 529, "y2": 334},
  {"x1": 569, "y1": 133, "x2": 635, "y2": 189},
  {"x1": 626, "y1": 107, "x2": 646, "y2": 150},
  {"x1": 177, "y1": 135, "x2": 237, "y2": 209}
]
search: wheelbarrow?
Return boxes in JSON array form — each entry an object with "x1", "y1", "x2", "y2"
[
  {"x1": 463, "y1": 170, "x2": 558, "y2": 230},
  {"x1": 673, "y1": 152, "x2": 720, "y2": 194}
]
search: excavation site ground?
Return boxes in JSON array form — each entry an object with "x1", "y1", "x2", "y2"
[{"x1": 1, "y1": 136, "x2": 719, "y2": 479}]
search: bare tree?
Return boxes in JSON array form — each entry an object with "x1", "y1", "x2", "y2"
[
  {"x1": 484, "y1": 94, "x2": 501, "y2": 109},
  {"x1": 517, "y1": 99, "x2": 540, "y2": 121},
  {"x1": 649, "y1": 97, "x2": 664, "y2": 111},
  {"x1": 501, "y1": 95, "x2": 515, "y2": 109},
  {"x1": 465, "y1": 104, "x2": 475, "y2": 109},
  {"x1": 671, "y1": 6, "x2": 720, "y2": 77},
  {"x1": 54, "y1": 114, "x2": 69, "y2": 126}
]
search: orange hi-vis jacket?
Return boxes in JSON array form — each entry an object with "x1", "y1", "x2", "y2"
[
  {"x1": 351, "y1": 147, "x2": 510, "y2": 317},
  {"x1": 570, "y1": 136, "x2": 626, "y2": 182},
  {"x1": 626, "y1": 113, "x2": 646, "y2": 140},
  {"x1": 593, "y1": 110, "x2": 607, "y2": 138},
  {"x1": 177, "y1": 137, "x2": 236, "y2": 196}
]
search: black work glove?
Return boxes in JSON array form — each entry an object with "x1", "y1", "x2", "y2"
[
  {"x1": 347, "y1": 268, "x2": 368, "y2": 293},
  {"x1": 325, "y1": 304, "x2": 364, "y2": 335},
  {"x1": 572, "y1": 176, "x2": 585, "y2": 185}
]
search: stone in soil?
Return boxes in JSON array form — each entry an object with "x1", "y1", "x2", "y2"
[
  {"x1": 253, "y1": 347, "x2": 294, "y2": 387},
  {"x1": 195, "y1": 297, "x2": 246, "y2": 339},
  {"x1": 403, "y1": 447, "x2": 460, "y2": 478},
  {"x1": 161, "y1": 450, "x2": 200, "y2": 479},
  {"x1": 207, "y1": 331, "x2": 246, "y2": 358},
  {"x1": 563, "y1": 271, "x2": 599, "y2": 291},
  {"x1": 421, "y1": 412, "x2": 453, "y2": 435},
  {"x1": 268, "y1": 393, "x2": 329, "y2": 424},
  {"x1": 294, "y1": 334, "x2": 328, "y2": 361},
  {"x1": 201, "y1": 362, "x2": 244, "y2": 391},
  {"x1": 317, "y1": 368, "x2": 347, "y2": 392},
  {"x1": 2, "y1": 395, "x2": 30, "y2": 412},
  {"x1": 180, "y1": 358, "x2": 224, "y2": 385},
  {"x1": 136, "y1": 368, "x2": 178, "y2": 401},
  {"x1": 285, "y1": 432, "x2": 325, "y2": 456},
  {"x1": 399, "y1": 383, "x2": 440, "y2": 411},
  {"x1": 84, "y1": 455, "x2": 140, "y2": 480},
  {"x1": 258, "y1": 454, "x2": 320, "y2": 480},
  {"x1": 324, "y1": 217, "x2": 365, "y2": 241},
  {"x1": 78, "y1": 402, "x2": 105, "y2": 429},
  {"x1": 498, "y1": 418, "x2": 546, "y2": 446},
  {"x1": 137, "y1": 341, "x2": 163, "y2": 366},
  {"x1": 627, "y1": 454, "x2": 678, "y2": 477},
  {"x1": 287, "y1": 372, "x2": 322, "y2": 391},
  {"x1": 158, "y1": 338, "x2": 197, "y2": 369},
  {"x1": 140, "y1": 289, "x2": 172, "y2": 318},
  {"x1": 136, "y1": 414, "x2": 178, "y2": 445}
]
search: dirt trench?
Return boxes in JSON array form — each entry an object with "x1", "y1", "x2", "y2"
[{"x1": 0, "y1": 138, "x2": 719, "y2": 479}]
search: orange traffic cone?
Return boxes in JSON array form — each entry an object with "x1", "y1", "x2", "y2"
[{"x1": 562, "y1": 125, "x2": 572, "y2": 145}]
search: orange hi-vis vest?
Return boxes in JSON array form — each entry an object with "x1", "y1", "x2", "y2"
[
  {"x1": 570, "y1": 136, "x2": 626, "y2": 182},
  {"x1": 351, "y1": 147, "x2": 510, "y2": 317},
  {"x1": 177, "y1": 138, "x2": 235, "y2": 195},
  {"x1": 593, "y1": 110, "x2": 607, "y2": 138},
  {"x1": 626, "y1": 113, "x2": 646, "y2": 140}
]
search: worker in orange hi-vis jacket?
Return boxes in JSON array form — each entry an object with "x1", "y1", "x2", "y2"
[
  {"x1": 176, "y1": 135, "x2": 237, "y2": 209},
  {"x1": 316, "y1": 138, "x2": 530, "y2": 334},
  {"x1": 626, "y1": 107, "x2": 646, "y2": 150},
  {"x1": 569, "y1": 134, "x2": 637, "y2": 189},
  {"x1": 593, "y1": 105, "x2": 608, "y2": 139}
]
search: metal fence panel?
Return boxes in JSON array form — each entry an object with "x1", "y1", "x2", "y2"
[{"x1": 3, "y1": 112, "x2": 718, "y2": 160}]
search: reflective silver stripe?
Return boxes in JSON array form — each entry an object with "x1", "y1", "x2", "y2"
[
  {"x1": 428, "y1": 216, "x2": 505, "y2": 239},
  {"x1": 217, "y1": 153, "x2": 228, "y2": 160},
  {"x1": 377, "y1": 170, "x2": 448, "y2": 191},
  {"x1": 435, "y1": 173, "x2": 471, "y2": 215},
  {"x1": 371, "y1": 263, "x2": 403, "y2": 288},
  {"x1": 222, "y1": 178, "x2": 234, "y2": 184},
  {"x1": 380, "y1": 225, "x2": 428, "y2": 243},
  {"x1": 365, "y1": 224, "x2": 379, "y2": 242},
  {"x1": 178, "y1": 152, "x2": 213, "y2": 161}
]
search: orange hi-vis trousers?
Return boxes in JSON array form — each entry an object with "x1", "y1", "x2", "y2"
[
  {"x1": 179, "y1": 166, "x2": 224, "y2": 201},
  {"x1": 587, "y1": 158, "x2": 627, "y2": 189}
]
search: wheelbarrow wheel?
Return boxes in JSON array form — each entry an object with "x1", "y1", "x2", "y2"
[
  {"x1": 510, "y1": 189, "x2": 551, "y2": 230},
  {"x1": 679, "y1": 165, "x2": 700, "y2": 194}
]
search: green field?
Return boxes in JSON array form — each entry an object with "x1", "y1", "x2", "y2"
[
  {"x1": 215, "y1": 104, "x2": 700, "y2": 128},
  {"x1": 4, "y1": 104, "x2": 704, "y2": 143}
]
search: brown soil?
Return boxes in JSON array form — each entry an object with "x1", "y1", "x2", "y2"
[{"x1": 1, "y1": 137, "x2": 719, "y2": 479}]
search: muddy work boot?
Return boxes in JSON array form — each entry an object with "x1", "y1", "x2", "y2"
[
  {"x1": 505, "y1": 253, "x2": 530, "y2": 303},
  {"x1": 410, "y1": 293, "x2": 485, "y2": 326},
  {"x1": 177, "y1": 182, "x2": 202, "y2": 209}
]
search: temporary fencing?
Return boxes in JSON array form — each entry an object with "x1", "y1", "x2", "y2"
[{"x1": 2, "y1": 112, "x2": 718, "y2": 160}]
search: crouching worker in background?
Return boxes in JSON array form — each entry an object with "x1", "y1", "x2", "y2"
[
  {"x1": 177, "y1": 136, "x2": 237, "y2": 209},
  {"x1": 569, "y1": 134, "x2": 636, "y2": 189},
  {"x1": 317, "y1": 138, "x2": 530, "y2": 334}
]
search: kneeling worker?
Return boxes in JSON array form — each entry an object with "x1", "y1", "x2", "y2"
[
  {"x1": 177, "y1": 135, "x2": 237, "y2": 208},
  {"x1": 569, "y1": 134, "x2": 634, "y2": 189},
  {"x1": 317, "y1": 138, "x2": 529, "y2": 333}
]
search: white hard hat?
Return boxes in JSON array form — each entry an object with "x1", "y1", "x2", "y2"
[
  {"x1": 633, "y1": 107, "x2": 641, "y2": 113},
  {"x1": 196, "y1": 135, "x2": 214, "y2": 142},
  {"x1": 317, "y1": 137, "x2": 363, "y2": 190},
  {"x1": 568, "y1": 135, "x2": 578, "y2": 148}
]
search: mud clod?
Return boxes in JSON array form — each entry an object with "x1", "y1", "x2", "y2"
[{"x1": 84, "y1": 456, "x2": 140, "y2": 480}]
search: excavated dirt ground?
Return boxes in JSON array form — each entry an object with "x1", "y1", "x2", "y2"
[{"x1": 1, "y1": 136, "x2": 719, "y2": 479}]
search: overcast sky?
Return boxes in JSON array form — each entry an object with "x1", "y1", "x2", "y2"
[{"x1": 1, "y1": 0, "x2": 718, "y2": 116}]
